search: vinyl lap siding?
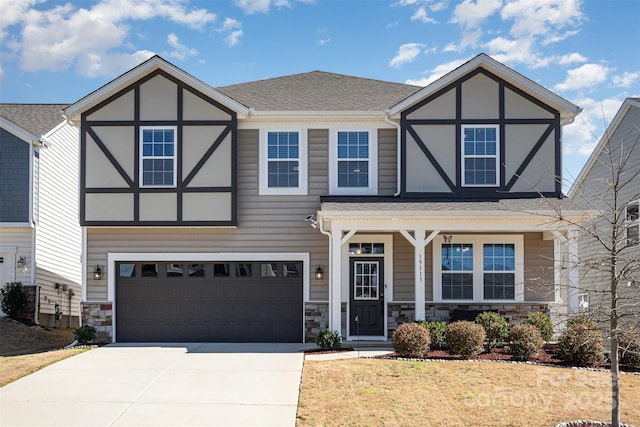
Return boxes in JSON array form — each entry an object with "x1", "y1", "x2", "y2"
[
  {"x1": 35, "y1": 123, "x2": 81, "y2": 317},
  {"x1": 523, "y1": 232, "x2": 555, "y2": 302},
  {"x1": 86, "y1": 128, "x2": 329, "y2": 302},
  {"x1": 0, "y1": 228, "x2": 33, "y2": 284},
  {"x1": 378, "y1": 128, "x2": 397, "y2": 196}
]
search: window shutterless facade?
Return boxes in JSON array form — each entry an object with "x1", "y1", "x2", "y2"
[
  {"x1": 329, "y1": 128, "x2": 378, "y2": 195},
  {"x1": 461, "y1": 125, "x2": 499, "y2": 187},
  {"x1": 259, "y1": 129, "x2": 307, "y2": 195},
  {"x1": 139, "y1": 127, "x2": 177, "y2": 188},
  {"x1": 433, "y1": 235, "x2": 523, "y2": 302}
]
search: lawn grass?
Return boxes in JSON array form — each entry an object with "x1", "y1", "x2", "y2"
[
  {"x1": 0, "y1": 348, "x2": 89, "y2": 386},
  {"x1": 297, "y1": 358, "x2": 640, "y2": 427}
]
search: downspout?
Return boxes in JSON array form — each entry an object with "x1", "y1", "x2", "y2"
[
  {"x1": 384, "y1": 111, "x2": 402, "y2": 196},
  {"x1": 317, "y1": 214, "x2": 333, "y2": 331}
]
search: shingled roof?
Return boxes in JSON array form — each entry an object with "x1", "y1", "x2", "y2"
[
  {"x1": 216, "y1": 71, "x2": 422, "y2": 112},
  {"x1": 0, "y1": 104, "x2": 68, "y2": 137}
]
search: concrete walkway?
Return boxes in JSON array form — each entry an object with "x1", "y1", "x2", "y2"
[{"x1": 0, "y1": 343, "x2": 313, "y2": 427}]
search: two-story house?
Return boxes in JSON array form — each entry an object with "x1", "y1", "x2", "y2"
[
  {"x1": 568, "y1": 98, "x2": 640, "y2": 320},
  {"x1": 0, "y1": 104, "x2": 82, "y2": 327},
  {"x1": 64, "y1": 54, "x2": 590, "y2": 343}
]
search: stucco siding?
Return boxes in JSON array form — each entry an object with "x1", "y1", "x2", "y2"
[
  {"x1": 86, "y1": 90, "x2": 135, "y2": 121},
  {"x1": 139, "y1": 75, "x2": 178, "y2": 121},
  {"x1": 505, "y1": 88, "x2": 555, "y2": 120},
  {"x1": 405, "y1": 88, "x2": 456, "y2": 120},
  {"x1": 461, "y1": 73, "x2": 500, "y2": 119},
  {"x1": 505, "y1": 125, "x2": 557, "y2": 193}
]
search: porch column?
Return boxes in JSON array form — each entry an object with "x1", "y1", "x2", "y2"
[
  {"x1": 399, "y1": 229, "x2": 439, "y2": 321},
  {"x1": 329, "y1": 227, "x2": 343, "y2": 333},
  {"x1": 567, "y1": 229, "x2": 580, "y2": 313}
]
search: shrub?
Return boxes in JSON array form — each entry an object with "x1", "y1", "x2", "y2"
[
  {"x1": 0, "y1": 282, "x2": 29, "y2": 320},
  {"x1": 618, "y1": 326, "x2": 640, "y2": 368},
  {"x1": 314, "y1": 329, "x2": 342, "y2": 350},
  {"x1": 557, "y1": 318, "x2": 605, "y2": 367},
  {"x1": 74, "y1": 325, "x2": 97, "y2": 344},
  {"x1": 566, "y1": 313, "x2": 593, "y2": 328},
  {"x1": 522, "y1": 312, "x2": 554, "y2": 342},
  {"x1": 447, "y1": 321, "x2": 486, "y2": 359},
  {"x1": 508, "y1": 324, "x2": 544, "y2": 361},
  {"x1": 392, "y1": 323, "x2": 430, "y2": 358},
  {"x1": 421, "y1": 320, "x2": 447, "y2": 350},
  {"x1": 475, "y1": 311, "x2": 509, "y2": 349}
]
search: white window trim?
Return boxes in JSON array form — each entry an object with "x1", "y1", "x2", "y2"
[
  {"x1": 139, "y1": 126, "x2": 177, "y2": 188},
  {"x1": 461, "y1": 124, "x2": 500, "y2": 187},
  {"x1": 626, "y1": 200, "x2": 639, "y2": 246},
  {"x1": 329, "y1": 128, "x2": 378, "y2": 195},
  {"x1": 433, "y1": 234, "x2": 524, "y2": 303},
  {"x1": 258, "y1": 128, "x2": 308, "y2": 195}
]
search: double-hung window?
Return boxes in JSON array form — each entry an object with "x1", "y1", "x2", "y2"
[
  {"x1": 434, "y1": 235, "x2": 523, "y2": 302},
  {"x1": 259, "y1": 129, "x2": 307, "y2": 195},
  {"x1": 329, "y1": 129, "x2": 378, "y2": 195},
  {"x1": 140, "y1": 127, "x2": 176, "y2": 187},
  {"x1": 462, "y1": 125, "x2": 499, "y2": 187},
  {"x1": 626, "y1": 200, "x2": 639, "y2": 246}
]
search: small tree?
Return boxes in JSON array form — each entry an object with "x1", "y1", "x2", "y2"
[{"x1": 0, "y1": 282, "x2": 29, "y2": 319}]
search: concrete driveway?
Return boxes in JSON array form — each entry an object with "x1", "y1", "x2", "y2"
[{"x1": 0, "y1": 343, "x2": 313, "y2": 427}]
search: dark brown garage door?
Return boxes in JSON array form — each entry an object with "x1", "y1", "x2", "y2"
[{"x1": 116, "y1": 261, "x2": 303, "y2": 342}]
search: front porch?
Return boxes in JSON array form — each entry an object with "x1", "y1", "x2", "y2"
[{"x1": 306, "y1": 198, "x2": 591, "y2": 343}]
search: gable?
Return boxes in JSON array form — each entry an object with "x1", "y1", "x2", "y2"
[
  {"x1": 79, "y1": 69, "x2": 238, "y2": 227},
  {"x1": 400, "y1": 68, "x2": 563, "y2": 199}
]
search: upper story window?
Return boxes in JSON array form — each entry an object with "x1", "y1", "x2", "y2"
[
  {"x1": 140, "y1": 127, "x2": 176, "y2": 187},
  {"x1": 329, "y1": 129, "x2": 378, "y2": 195},
  {"x1": 259, "y1": 129, "x2": 307, "y2": 195},
  {"x1": 626, "y1": 200, "x2": 639, "y2": 246},
  {"x1": 434, "y1": 235, "x2": 523, "y2": 302},
  {"x1": 462, "y1": 125, "x2": 499, "y2": 187}
]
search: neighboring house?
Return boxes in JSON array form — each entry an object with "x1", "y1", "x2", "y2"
[
  {"x1": 0, "y1": 104, "x2": 82, "y2": 327},
  {"x1": 64, "y1": 53, "x2": 591, "y2": 344},
  {"x1": 568, "y1": 98, "x2": 640, "y2": 320}
]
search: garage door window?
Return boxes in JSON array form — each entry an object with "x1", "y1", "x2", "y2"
[
  {"x1": 213, "y1": 263, "x2": 229, "y2": 277},
  {"x1": 141, "y1": 264, "x2": 158, "y2": 277},
  {"x1": 261, "y1": 263, "x2": 278, "y2": 277},
  {"x1": 283, "y1": 263, "x2": 299, "y2": 277},
  {"x1": 236, "y1": 263, "x2": 252, "y2": 277},
  {"x1": 119, "y1": 263, "x2": 135, "y2": 277},
  {"x1": 189, "y1": 263, "x2": 206, "y2": 277},
  {"x1": 167, "y1": 263, "x2": 183, "y2": 277}
]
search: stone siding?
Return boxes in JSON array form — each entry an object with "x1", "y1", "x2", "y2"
[
  {"x1": 81, "y1": 302, "x2": 113, "y2": 343},
  {"x1": 304, "y1": 302, "x2": 329, "y2": 343},
  {"x1": 388, "y1": 303, "x2": 416, "y2": 336}
]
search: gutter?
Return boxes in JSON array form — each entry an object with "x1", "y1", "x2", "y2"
[{"x1": 384, "y1": 111, "x2": 402, "y2": 197}]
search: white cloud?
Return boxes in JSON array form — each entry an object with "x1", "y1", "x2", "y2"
[
  {"x1": 563, "y1": 96, "x2": 625, "y2": 158},
  {"x1": 0, "y1": 0, "x2": 40, "y2": 41},
  {"x1": 430, "y1": 2, "x2": 448, "y2": 12},
  {"x1": 612, "y1": 71, "x2": 640, "y2": 88},
  {"x1": 554, "y1": 63, "x2": 612, "y2": 91},
  {"x1": 317, "y1": 38, "x2": 330, "y2": 46},
  {"x1": 451, "y1": 0, "x2": 502, "y2": 29},
  {"x1": 558, "y1": 52, "x2": 587, "y2": 65},
  {"x1": 13, "y1": 0, "x2": 217, "y2": 77},
  {"x1": 234, "y1": 0, "x2": 271, "y2": 14},
  {"x1": 405, "y1": 57, "x2": 469, "y2": 86},
  {"x1": 390, "y1": 43, "x2": 425, "y2": 67},
  {"x1": 75, "y1": 50, "x2": 155, "y2": 78},
  {"x1": 411, "y1": 6, "x2": 437, "y2": 23},
  {"x1": 218, "y1": 18, "x2": 243, "y2": 46},
  {"x1": 166, "y1": 33, "x2": 198, "y2": 60},
  {"x1": 500, "y1": 0, "x2": 584, "y2": 42}
]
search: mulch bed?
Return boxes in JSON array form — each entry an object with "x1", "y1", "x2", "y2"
[{"x1": 378, "y1": 344, "x2": 640, "y2": 373}]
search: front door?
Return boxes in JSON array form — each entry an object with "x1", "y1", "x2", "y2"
[{"x1": 349, "y1": 257, "x2": 384, "y2": 336}]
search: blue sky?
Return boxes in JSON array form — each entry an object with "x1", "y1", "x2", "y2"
[{"x1": 1, "y1": 0, "x2": 639, "y2": 184}]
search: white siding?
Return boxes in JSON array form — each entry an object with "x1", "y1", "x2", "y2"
[
  {"x1": 35, "y1": 123, "x2": 82, "y2": 318},
  {"x1": 0, "y1": 227, "x2": 33, "y2": 284}
]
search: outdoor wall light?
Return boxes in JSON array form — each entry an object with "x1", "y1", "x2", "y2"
[
  {"x1": 94, "y1": 265, "x2": 102, "y2": 280},
  {"x1": 16, "y1": 256, "x2": 27, "y2": 272},
  {"x1": 315, "y1": 266, "x2": 324, "y2": 280}
]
